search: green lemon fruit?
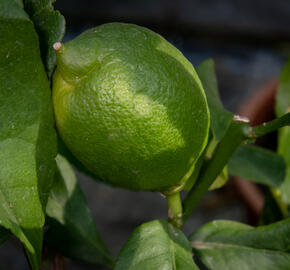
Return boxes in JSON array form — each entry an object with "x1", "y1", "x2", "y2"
[{"x1": 52, "y1": 23, "x2": 209, "y2": 193}]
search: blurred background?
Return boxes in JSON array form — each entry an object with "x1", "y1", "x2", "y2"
[{"x1": 1, "y1": 0, "x2": 290, "y2": 269}]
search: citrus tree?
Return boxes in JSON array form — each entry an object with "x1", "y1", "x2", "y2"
[{"x1": 1, "y1": 1, "x2": 290, "y2": 269}]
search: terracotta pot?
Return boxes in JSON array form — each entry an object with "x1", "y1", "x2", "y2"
[{"x1": 232, "y1": 79, "x2": 278, "y2": 225}]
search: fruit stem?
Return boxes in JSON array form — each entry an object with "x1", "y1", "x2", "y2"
[{"x1": 166, "y1": 192, "x2": 183, "y2": 228}]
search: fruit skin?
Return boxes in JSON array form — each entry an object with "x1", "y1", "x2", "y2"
[{"x1": 53, "y1": 22, "x2": 209, "y2": 192}]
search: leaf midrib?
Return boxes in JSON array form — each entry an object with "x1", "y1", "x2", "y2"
[{"x1": 192, "y1": 240, "x2": 289, "y2": 256}]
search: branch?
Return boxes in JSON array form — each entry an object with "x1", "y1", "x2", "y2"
[
  {"x1": 182, "y1": 112, "x2": 290, "y2": 223},
  {"x1": 250, "y1": 112, "x2": 290, "y2": 138}
]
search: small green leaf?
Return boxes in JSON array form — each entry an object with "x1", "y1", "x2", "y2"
[
  {"x1": 197, "y1": 59, "x2": 233, "y2": 141},
  {"x1": 209, "y1": 166, "x2": 228, "y2": 190},
  {"x1": 184, "y1": 153, "x2": 204, "y2": 191},
  {"x1": 204, "y1": 137, "x2": 229, "y2": 190},
  {"x1": 45, "y1": 155, "x2": 114, "y2": 267},
  {"x1": 23, "y1": 0, "x2": 65, "y2": 77},
  {"x1": 0, "y1": 0, "x2": 57, "y2": 268},
  {"x1": 228, "y1": 145, "x2": 286, "y2": 187},
  {"x1": 114, "y1": 219, "x2": 199, "y2": 270},
  {"x1": 275, "y1": 59, "x2": 290, "y2": 204},
  {"x1": 190, "y1": 219, "x2": 290, "y2": 270},
  {"x1": 185, "y1": 137, "x2": 228, "y2": 192}
]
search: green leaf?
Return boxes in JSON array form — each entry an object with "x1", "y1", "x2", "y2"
[
  {"x1": 275, "y1": 59, "x2": 290, "y2": 204},
  {"x1": 184, "y1": 137, "x2": 228, "y2": 192},
  {"x1": 184, "y1": 152, "x2": 204, "y2": 191},
  {"x1": 114, "y1": 219, "x2": 199, "y2": 270},
  {"x1": 45, "y1": 155, "x2": 114, "y2": 267},
  {"x1": 204, "y1": 137, "x2": 229, "y2": 191},
  {"x1": 0, "y1": 0, "x2": 57, "y2": 268},
  {"x1": 190, "y1": 219, "x2": 290, "y2": 270},
  {"x1": 23, "y1": 0, "x2": 65, "y2": 77},
  {"x1": 197, "y1": 59, "x2": 233, "y2": 141},
  {"x1": 209, "y1": 166, "x2": 228, "y2": 190},
  {"x1": 228, "y1": 145, "x2": 286, "y2": 188}
]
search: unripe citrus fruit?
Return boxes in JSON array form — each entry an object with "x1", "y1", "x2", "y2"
[{"x1": 52, "y1": 23, "x2": 209, "y2": 193}]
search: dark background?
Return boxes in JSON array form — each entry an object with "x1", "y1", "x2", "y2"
[{"x1": 1, "y1": 0, "x2": 290, "y2": 269}]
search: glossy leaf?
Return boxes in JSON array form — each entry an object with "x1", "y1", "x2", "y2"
[
  {"x1": 23, "y1": 0, "x2": 65, "y2": 77},
  {"x1": 45, "y1": 155, "x2": 114, "y2": 267},
  {"x1": 190, "y1": 219, "x2": 290, "y2": 270},
  {"x1": 228, "y1": 145, "x2": 286, "y2": 187},
  {"x1": 197, "y1": 59, "x2": 233, "y2": 141},
  {"x1": 275, "y1": 59, "x2": 290, "y2": 204},
  {"x1": 114, "y1": 219, "x2": 199, "y2": 270},
  {"x1": 0, "y1": 0, "x2": 57, "y2": 268}
]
